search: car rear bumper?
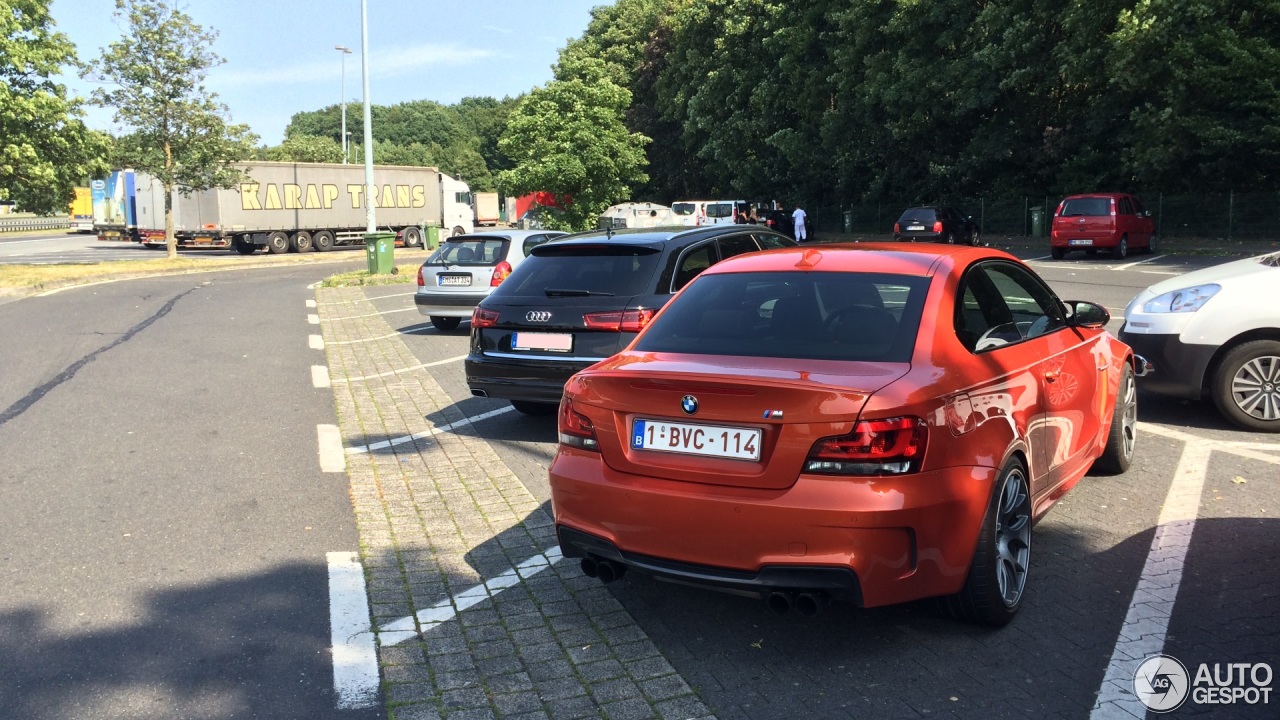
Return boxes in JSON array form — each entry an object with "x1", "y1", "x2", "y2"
[
  {"x1": 1117, "y1": 330, "x2": 1216, "y2": 400},
  {"x1": 549, "y1": 448, "x2": 998, "y2": 608},
  {"x1": 465, "y1": 353, "x2": 601, "y2": 402},
  {"x1": 1050, "y1": 232, "x2": 1119, "y2": 249},
  {"x1": 414, "y1": 292, "x2": 487, "y2": 317}
]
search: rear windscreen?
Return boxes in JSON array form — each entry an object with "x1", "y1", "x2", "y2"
[
  {"x1": 898, "y1": 208, "x2": 937, "y2": 224},
  {"x1": 672, "y1": 203, "x2": 697, "y2": 216},
  {"x1": 706, "y1": 203, "x2": 734, "y2": 219},
  {"x1": 635, "y1": 271, "x2": 930, "y2": 362},
  {"x1": 426, "y1": 237, "x2": 510, "y2": 266},
  {"x1": 1059, "y1": 198, "x2": 1111, "y2": 216},
  {"x1": 493, "y1": 245, "x2": 663, "y2": 298}
]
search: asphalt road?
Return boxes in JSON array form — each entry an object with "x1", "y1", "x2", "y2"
[
  {"x1": 0, "y1": 232, "x2": 367, "y2": 264},
  {"x1": 0, "y1": 266, "x2": 380, "y2": 719}
]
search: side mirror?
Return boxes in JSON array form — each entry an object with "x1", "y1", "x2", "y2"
[{"x1": 1064, "y1": 300, "x2": 1110, "y2": 328}]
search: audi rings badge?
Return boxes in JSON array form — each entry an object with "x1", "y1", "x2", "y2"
[{"x1": 526, "y1": 311, "x2": 552, "y2": 322}]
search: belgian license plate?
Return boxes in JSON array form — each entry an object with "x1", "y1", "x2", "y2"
[
  {"x1": 907, "y1": 225, "x2": 925, "y2": 231},
  {"x1": 512, "y1": 332, "x2": 572, "y2": 352},
  {"x1": 631, "y1": 419, "x2": 762, "y2": 461},
  {"x1": 1069, "y1": 238, "x2": 1093, "y2": 246},
  {"x1": 438, "y1": 274, "x2": 471, "y2": 287}
]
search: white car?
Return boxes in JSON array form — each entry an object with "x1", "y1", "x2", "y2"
[
  {"x1": 1120, "y1": 251, "x2": 1280, "y2": 431},
  {"x1": 414, "y1": 230, "x2": 567, "y2": 331}
]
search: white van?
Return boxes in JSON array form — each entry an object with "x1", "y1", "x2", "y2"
[{"x1": 671, "y1": 199, "x2": 747, "y2": 226}]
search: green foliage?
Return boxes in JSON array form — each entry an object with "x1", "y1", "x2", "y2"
[
  {"x1": 0, "y1": 0, "x2": 110, "y2": 214},
  {"x1": 498, "y1": 59, "x2": 650, "y2": 231},
  {"x1": 262, "y1": 134, "x2": 344, "y2": 163}
]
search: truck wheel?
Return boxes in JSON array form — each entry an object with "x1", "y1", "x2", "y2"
[
  {"x1": 312, "y1": 231, "x2": 335, "y2": 252},
  {"x1": 233, "y1": 236, "x2": 256, "y2": 255},
  {"x1": 452, "y1": 226, "x2": 465, "y2": 237},
  {"x1": 402, "y1": 226, "x2": 423, "y2": 248},
  {"x1": 265, "y1": 231, "x2": 290, "y2": 254},
  {"x1": 290, "y1": 231, "x2": 313, "y2": 253},
  {"x1": 430, "y1": 316, "x2": 461, "y2": 331}
]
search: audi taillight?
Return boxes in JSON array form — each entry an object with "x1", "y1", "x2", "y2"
[
  {"x1": 582, "y1": 308, "x2": 656, "y2": 333},
  {"x1": 932, "y1": 221, "x2": 943, "y2": 234},
  {"x1": 471, "y1": 307, "x2": 500, "y2": 328},
  {"x1": 490, "y1": 260, "x2": 512, "y2": 287},
  {"x1": 558, "y1": 397, "x2": 599, "y2": 451},
  {"x1": 894, "y1": 222, "x2": 901, "y2": 234},
  {"x1": 805, "y1": 416, "x2": 927, "y2": 475},
  {"x1": 416, "y1": 266, "x2": 425, "y2": 287}
]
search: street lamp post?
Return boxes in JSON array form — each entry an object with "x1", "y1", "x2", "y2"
[
  {"x1": 359, "y1": 0, "x2": 375, "y2": 234},
  {"x1": 335, "y1": 45, "x2": 352, "y2": 164}
]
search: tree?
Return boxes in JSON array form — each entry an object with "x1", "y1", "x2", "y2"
[
  {"x1": 262, "y1": 134, "x2": 344, "y2": 163},
  {"x1": 83, "y1": 0, "x2": 256, "y2": 258},
  {"x1": 0, "y1": 0, "x2": 110, "y2": 215},
  {"x1": 498, "y1": 59, "x2": 649, "y2": 231}
]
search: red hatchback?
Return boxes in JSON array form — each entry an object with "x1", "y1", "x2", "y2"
[
  {"x1": 550, "y1": 244, "x2": 1139, "y2": 626},
  {"x1": 1050, "y1": 192, "x2": 1157, "y2": 260}
]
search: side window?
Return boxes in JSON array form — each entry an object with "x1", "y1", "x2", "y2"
[
  {"x1": 672, "y1": 242, "x2": 718, "y2": 292},
  {"x1": 752, "y1": 232, "x2": 792, "y2": 249},
  {"x1": 954, "y1": 262, "x2": 1066, "y2": 352},
  {"x1": 521, "y1": 234, "x2": 555, "y2": 257},
  {"x1": 718, "y1": 234, "x2": 759, "y2": 261},
  {"x1": 1118, "y1": 197, "x2": 1133, "y2": 215}
]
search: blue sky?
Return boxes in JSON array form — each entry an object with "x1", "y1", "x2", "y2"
[{"x1": 51, "y1": 0, "x2": 606, "y2": 145}]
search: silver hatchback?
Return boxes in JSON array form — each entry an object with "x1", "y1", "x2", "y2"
[{"x1": 415, "y1": 230, "x2": 567, "y2": 331}]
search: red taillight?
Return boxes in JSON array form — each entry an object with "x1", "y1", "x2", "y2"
[
  {"x1": 490, "y1": 260, "x2": 512, "y2": 287},
  {"x1": 894, "y1": 222, "x2": 901, "y2": 234},
  {"x1": 582, "y1": 308, "x2": 656, "y2": 333},
  {"x1": 1109, "y1": 198, "x2": 1117, "y2": 216},
  {"x1": 472, "y1": 307, "x2": 500, "y2": 328},
  {"x1": 558, "y1": 397, "x2": 599, "y2": 451},
  {"x1": 417, "y1": 266, "x2": 425, "y2": 287},
  {"x1": 805, "y1": 416, "x2": 927, "y2": 475},
  {"x1": 932, "y1": 221, "x2": 943, "y2": 234}
]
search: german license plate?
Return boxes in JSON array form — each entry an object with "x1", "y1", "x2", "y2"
[
  {"x1": 907, "y1": 225, "x2": 925, "y2": 231},
  {"x1": 437, "y1": 274, "x2": 471, "y2": 286},
  {"x1": 512, "y1": 332, "x2": 572, "y2": 352},
  {"x1": 1069, "y1": 238, "x2": 1093, "y2": 246},
  {"x1": 631, "y1": 419, "x2": 762, "y2": 461}
]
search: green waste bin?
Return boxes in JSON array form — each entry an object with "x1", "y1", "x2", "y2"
[
  {"x1": 425, "y1": 224, "x2": 440, "y2": 250},
  {"x1": 1030, "y1": 207, "x2": 1044, "y2": 237},
  {"x1": 365, "y1": 231, "x2": 396, "y2": 275}
]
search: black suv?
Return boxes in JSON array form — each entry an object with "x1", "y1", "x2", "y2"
[
  {"x1": 466, "y1": 225, "x2": 797, "y2": 414},
  {"x1": 893, "y1": 206, "x2": 980, "y2": 245}
]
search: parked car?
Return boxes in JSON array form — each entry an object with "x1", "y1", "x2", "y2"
[
  {"x1": 465, "y1": 225, "x2": 797, "y2": 414},
  {"x1": 551, "y1": 243, "x2": 1138, "y2": 626},
  {"x1": 756, "y1": 208, "x2": 795, "y2": 238},
  {"x1": 1120, "y1": 250, "x2": 1280, "y2": 432},
  {"x1": 893, "y1": 206, "x2": 980, "y2": 245},
  {"x1": 1050, "y1": 193, "x2": 1156, "y2": 260},
  {"x1": 415, "y1": 230, "x2": 567, "y2": 331},
  {"x1": 670, "y1": 200, "x2": 749, "y2": 226}
]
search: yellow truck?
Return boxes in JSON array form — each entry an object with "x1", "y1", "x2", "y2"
[{"x1": 68, "y1": 186, "x2": 93, "y2": 233}]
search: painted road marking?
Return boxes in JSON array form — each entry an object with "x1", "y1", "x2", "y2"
[
  {"x1": 347, "y1": 405, "x2": 516, "y2": 455},
  {"x1": 317, "y1": 424, "x2": 346, "y2": 472},
  {"x1": 327, "y1": 324, "x2": 435, "y2": 345},
  {"x1": 309, "y1": 334, "x2": 325, "y2": 350},
  {"x1": 379, "y1": 547, "x2": 565, "y2": 647},
  {"x1": 312, "y1": 365, "x2": 331, "y2": 388},
  {"x1": 306, "y1": 299, "x2": 317, "y2": 308},
  {"x1": 320, "y1": 306, "x2": 417, "y2": 321},
  {"x1": 316, "y1": 291, "x2": 415, "y2": 306},
  {"x1": 333, "y1": 354, "x2": 466, "y2": 384},
  {"x1": 308, "y1": 313, "x2": 320, "y2": 325},
  {"x1": 1112, "y1": 254, "x2": 1165, "y2": 271},
  {"x1": 327, "y1": 552, "x2": 379, "y2": 710}
]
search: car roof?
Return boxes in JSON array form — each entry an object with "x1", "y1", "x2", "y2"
[
  {"x1": 1060, "y1": 193, "x2": 1129, "y2": 199},
  {"x1": 449, "y1": 229, "x2": 563, "y2": 241},
  {"x1": 538, "y1": 225, "x2": 774, "y2": 250},
  {"x1": 701, "y1": 242, "x2": 1017, "y2": 277}
]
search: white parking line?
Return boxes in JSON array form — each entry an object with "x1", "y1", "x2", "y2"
[
  {"x1": 316, "y1": 291, "x2": 415, "y2": 306},
  {"x1": 312, "y1": 365, "x2": 331, "y2": 388},
  {"x1": 379, "y1": 547, "x2": 565, "y2": 646},
  {"x1": 327, "y1": 324, "x2": 435, "y2": 345},
  {"x1": 317, "y1": 424, "x2": 346, "y2": 472},
  {"x1": 327, "y1": 552, "x2": 379, "y2": 710},
  {"x1": 321, "y1": 306, "x2": 417, "y2": 320},
  {"x1": 308, "y1": 313, "x2": 320, "y2": 325},
  {"x1": 333, "y1": 354, "x2": 466, "y2": 384},
  {"x1": 1092, "y1": 436, "x2": 1212, "y2": 719},
  {"x1": 1112, "y1": 254, "x2": 1165, "y2": 271},
  {"x1": 306, "y1": 299, "x2": 317, "y2": 308},
  {"x1": 309, "y1": 334, "x2": 325, "y2": 350},
  {"x1": 347, "y1": 405, "x2": 516, "y2": 455}
]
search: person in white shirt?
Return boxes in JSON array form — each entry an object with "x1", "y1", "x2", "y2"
[{"x1": 792, "y1": 205, "x2": 808, "y2": 242}]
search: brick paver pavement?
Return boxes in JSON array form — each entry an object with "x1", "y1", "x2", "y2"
[{"x1": 318, "y1": 286, "x2": 713, "y2": 720}]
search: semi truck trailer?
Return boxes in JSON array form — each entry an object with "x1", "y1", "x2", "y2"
[{"x1": 68, "y1": 187, "x2": 94, "y2": 233}]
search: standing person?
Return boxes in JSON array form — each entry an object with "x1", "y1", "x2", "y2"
[{"x1": 792, "y1": 204, "x2": 808, "y2": 242}]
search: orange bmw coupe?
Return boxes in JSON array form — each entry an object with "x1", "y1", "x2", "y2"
[{"x1": 550, "y1": 244, "x2": 1141, "y2": 626}]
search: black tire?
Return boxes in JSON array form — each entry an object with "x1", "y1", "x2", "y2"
[
  {"x1": 942, "y1": 458, "x2": 1032, "y2": 627},
  {"x1": 1143, "y1": 234, "x2": 1158, "y2": 255},
  {"x1": 313, "y1": 230, "x2": 335, "y2": 252},
  {"x1": 233, "y1": 236, "x2": 256, "y2": 255},
  {"x1": 1051, "y1": 247, "x2": 1066, "y2": 260},
  {"x1": 1212, "y1": 340, "x2": 1280, "y2": 432},
  {"x1": 265, "y1": 231, "x2": 290, "y2": 254},
  {"x1": 452, "y1": 226, "x2": 465, "y2": 237},
  {"x1": 1113, "y1": 235, "x2": 1128, "y2": 259},
  {"x1": 511, "y1": 400, "x2": 557, "y2": 416},
  {"x1": 1093, "y1": 363, "x2": 1137, "y2": 474},
  {"x1": 290, "y1": 231, "x2": 313, "y2": 253},
  {"x1": 968, "y1": 228, "x2": 981, "y2": 246},
  {"x1": 144, "y1": 243, "x2": 164, "y2": 250},
  {"x1": 944, "y1": 231, "x2": 956, "y2": 244},
  {"x1": 429, "y1": 316, "x2": 462, "y2": 332},
  {"x1": 402, "y1": 226, "x2": 423, "y2": 248}
]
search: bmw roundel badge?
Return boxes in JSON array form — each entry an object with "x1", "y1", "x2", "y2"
[{"x1": 680, "y1": 395, "x2": 698, "y2": 415}]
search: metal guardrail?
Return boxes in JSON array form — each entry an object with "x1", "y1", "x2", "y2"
[{"x1": 0, "y1": 215, "x2": 71, "y2": 233}]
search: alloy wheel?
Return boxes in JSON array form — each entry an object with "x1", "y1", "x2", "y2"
[
  {"x1": 995, "y1": 468, "x2": 1031, "y2": 607},
  {"x1": 1119, "y1": 368, "x2": 1138, "y2": 460},
  {"x1": 1231, "y1": 355, "x2": 1280, "y2": 421}
]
